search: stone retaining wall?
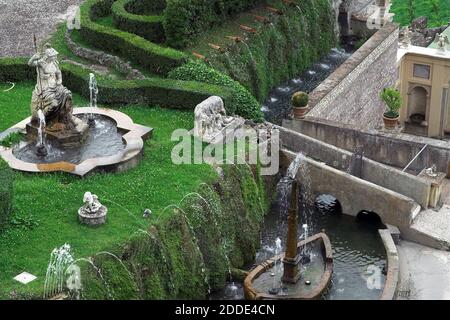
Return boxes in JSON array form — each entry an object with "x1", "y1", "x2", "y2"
[
  {"x1": 283, "y1": 118, "x2": 450, "y2": 174},
  {"x1": 281, "y1": 149, "x2": 420, "y2": 228},
  {"x1": 278, "y1": 125, "x2": 431, "y2": 208},
  {"x1": 306, "y1": 22, "x2": 399, "y2": 130}
]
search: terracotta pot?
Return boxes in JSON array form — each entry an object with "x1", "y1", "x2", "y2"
[
  {"x1": 293, "y1": 106, "x2": 309, "y2": 119},
  {"x1": 383, "y1": 114, "x2": 399, "y2": 129}
]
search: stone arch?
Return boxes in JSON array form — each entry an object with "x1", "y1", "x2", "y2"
[
  {"x1": 356, "y1": 210, "x2": 386, "y2": 228},
  {"x1": 314, "y1": 194, "x2": 343, "y2": 215},
  {"x1": 408, "y1": 85, "x2": 430, "y2": 124}
]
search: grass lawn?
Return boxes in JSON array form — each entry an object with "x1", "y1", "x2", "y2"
[
  {"x1": 0, "y1": 82, "x2": 217, "y2": 298},
  {"x1": 391, "y1": 0, "x2": 450, "y2": 27}
]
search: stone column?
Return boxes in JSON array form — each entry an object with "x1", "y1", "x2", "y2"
[{"x1": 282, "y1": 180, "x2": 301, "y2": 284}]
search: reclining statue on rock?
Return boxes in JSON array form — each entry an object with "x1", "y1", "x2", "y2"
[
  {"x1": 28, "y1": 43, "x2": 83, "y2": 131},
  {"x1": 193, "y1": 96, "x2": 235, "y2": 139}
]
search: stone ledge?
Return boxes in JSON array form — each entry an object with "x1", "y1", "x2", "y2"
[{"x1": 379, "y1": 229, "x2": 400, "y2": 300}]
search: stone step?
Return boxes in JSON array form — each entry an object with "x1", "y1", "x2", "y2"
[{"x1": 401, "y1": 206, "x2": 450, "y2": 251}]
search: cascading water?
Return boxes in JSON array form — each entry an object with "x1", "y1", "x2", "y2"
[
  {"x1": 261, "y1": 46, "x2": 353, "y2": 124},
  {"x1": 43, "y1": 243, "x2": 74, "y2": 299}
]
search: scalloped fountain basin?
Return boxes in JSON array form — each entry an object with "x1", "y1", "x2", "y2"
[{"x1": 0, "y1": 107, "x2": 153, "y2": 176}]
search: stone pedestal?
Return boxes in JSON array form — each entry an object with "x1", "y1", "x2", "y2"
[
  {"x1": 418, "y1": 169, "x2": 446, "y2": 208},
  {"x1": 26, "y1": 117, "x2": 89, "y2": 148},
  {"x1": 78, "y1": 205, "x2": 108, "y2": 226}
]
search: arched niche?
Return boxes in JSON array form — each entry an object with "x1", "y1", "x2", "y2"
[{"x1": 407, "y1": 85, "x2": 430, "y2": 125}]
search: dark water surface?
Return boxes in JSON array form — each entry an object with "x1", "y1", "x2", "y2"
[{"x1": 14, "y1": 114, "x2": 125, "y2": 164}]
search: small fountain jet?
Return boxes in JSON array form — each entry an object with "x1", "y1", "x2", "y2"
[
  {"x1": 253, "y1": 15, "x2": 271, "y2": 25},
  {"x1": 36, "y1": 109, "x2": 47, "y2": 157},
  {"x1": 266, "y1": 6, "x2": 283, "y2": 15},
  {"x1": 192, "y1": 52, "x2": 208, "y2": 61},
  {"x1": 208, "y1": 43, "x2": 226, "y2": 53},
  {"x1": 226, "y1": 36, "x2": 244, "y2": 43},
  {"x1": 239, "y1": 25, "x2": 258, "y2": 34},
  {"x1": 282, "y1": 0, "x2": 297, "y2": 7},
  {"x1": 88, "y1": 73, "x2": 99, "y2": 126}
]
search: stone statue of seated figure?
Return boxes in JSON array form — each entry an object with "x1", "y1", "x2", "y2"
[{"x1": 27, "y1": 43, "x2": 88, "y2": 146}]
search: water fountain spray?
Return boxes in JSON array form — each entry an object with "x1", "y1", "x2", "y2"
[
  {"x1": 88, "y1": 73, "x2": 98, "y2": 126},
  {"x1": 36, "y1": 109, "x2": 47, "y2": 157},
  {"x1": 43, "y1": 243, "x2": 74, "y2": 299}
]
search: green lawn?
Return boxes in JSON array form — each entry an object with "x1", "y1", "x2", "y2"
[
  {"x1": 0, "y1": 82, "x2": 217, "y2": 298},
  {"x1": 391, "y1": 0, "x2": 450, "y2": 27}
]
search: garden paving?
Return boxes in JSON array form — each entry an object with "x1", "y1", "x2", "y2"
[
  {"x1": 0, "y1": 0, "x2": 83, "y2": 57},
  {"x1": 397, "y1": 241, "x2": 450, "y2": 300}
]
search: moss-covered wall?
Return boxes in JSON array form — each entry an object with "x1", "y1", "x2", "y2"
[
  {"x1": 207, "y1": 0, "x2": 337, "y2": 101},
  {"x1": 0, "y1": 159, "x2": 14, "y2": 232},
  {"x1": 79, "y1": 164, "x2": 269, "y2": 299}
]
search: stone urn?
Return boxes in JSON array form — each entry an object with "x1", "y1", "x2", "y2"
[
  {"x1": 292, "y1": 91, "x2": 309, "y2": 119},
  {"x1": 78, "y1": 192, "x2": 107, "y2": 226}
]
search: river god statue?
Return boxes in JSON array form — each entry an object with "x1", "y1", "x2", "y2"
[{"x1": 26, "y1": 43, "x2": 88, "y2": 147}]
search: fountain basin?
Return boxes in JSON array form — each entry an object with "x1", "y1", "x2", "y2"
[
  {"x1": 244, "y1": 233, "x2": 333, "y2": 300},
  {"x1": 0, "y1": 107, "x2": 153, "y2": 176}
]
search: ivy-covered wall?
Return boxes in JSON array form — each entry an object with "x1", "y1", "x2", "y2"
[
  {"x1": 207, "y1": 0, "x2": 337, "y2": 101},
  {"x1": 79, "y1": 164, "x2": 270, "y2": 299},
  {"x1": 164, "y1": 0, "x2": 266, "y2": 48}
]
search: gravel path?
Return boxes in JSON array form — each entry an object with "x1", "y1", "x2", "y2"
[{"x1": 0, "y1": 0, "x2": 84, "y2": 57}]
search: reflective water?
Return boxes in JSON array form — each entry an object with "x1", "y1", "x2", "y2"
[
  {"x1": 14, "y1": 115, "x2": 125, "y2": 164},
  {"x1": 212, "y1": 197, "x2": 387, "y2": 300},
  {"x1": 261, "y1": 47, "x2": 352, "y2": 124}
]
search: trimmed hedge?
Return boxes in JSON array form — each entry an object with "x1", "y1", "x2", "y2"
[
  {"x1": 0, "y1": 57, "x2": 234, "y2": 110},
  {"x1": 126, "y1": 0, "x2": 166, "y2": 14},
  {"x1": 0, "y1": 159, "x2": 13, "y2": 231},
  {"x1": 80, "y1": 0, "x2": 185, "y2": 75},
  {"x1": 112, "y1": 0, "x2": 165, "y2": 43},
  {"x1": 164, "y1": 0, "x2": 266, "y2": 48},
  {"x1": 61, "y1": 61, "x2": 235, "y2": 109},
  {"x1": 0, "y1": 58, "x2": 35, "y2": 82}
]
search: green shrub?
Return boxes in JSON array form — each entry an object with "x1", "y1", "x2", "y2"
[
  {"x1": 163, "y1": 0, "x2": 265, "y2": 48},
  {"x1": 112, "y1": 0, "x2": 165, "y2": 43},
  {"x1": 0, "y1": 132, "x2": 22, "y2": 148},
  {"x1": 60, "y1": 61, "x2": 234, "y2": 109},
  {"x1": 80, "y1": 0, "x2": 186, "y2": 75},
  {"x1": 381, "y1": 87, "x2": 403, "y2": 118},
  {"x1": 0, "y1": 58, "x2": 35, "y2": 82},
  {"x1": 126, "y1": 0, "x2": 166, "y2": 14},
  {"x1": 0, "y1": 159, "x2": 13, "y2": 231},
  {"x1": 168, "y1": 60, "x2": 263, "y2": 120},
  {"x1": 292, "y1": 91, "x2": 309, "y2": 108}
]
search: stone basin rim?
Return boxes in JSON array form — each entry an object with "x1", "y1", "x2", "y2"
[
  {"x1": 244, "y1": 232, "x2": 333, "y2": 300},
  {"x1": 0, "y1": 107, "x2": 153, "y2": 176}
]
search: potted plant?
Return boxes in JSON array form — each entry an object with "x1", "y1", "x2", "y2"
[
  {"x1": 380, "y1": 87, "x2": 402, "y2": 129},
  {"x1": 292, "y1": 91, "x2": 309, "y2": 119}
]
